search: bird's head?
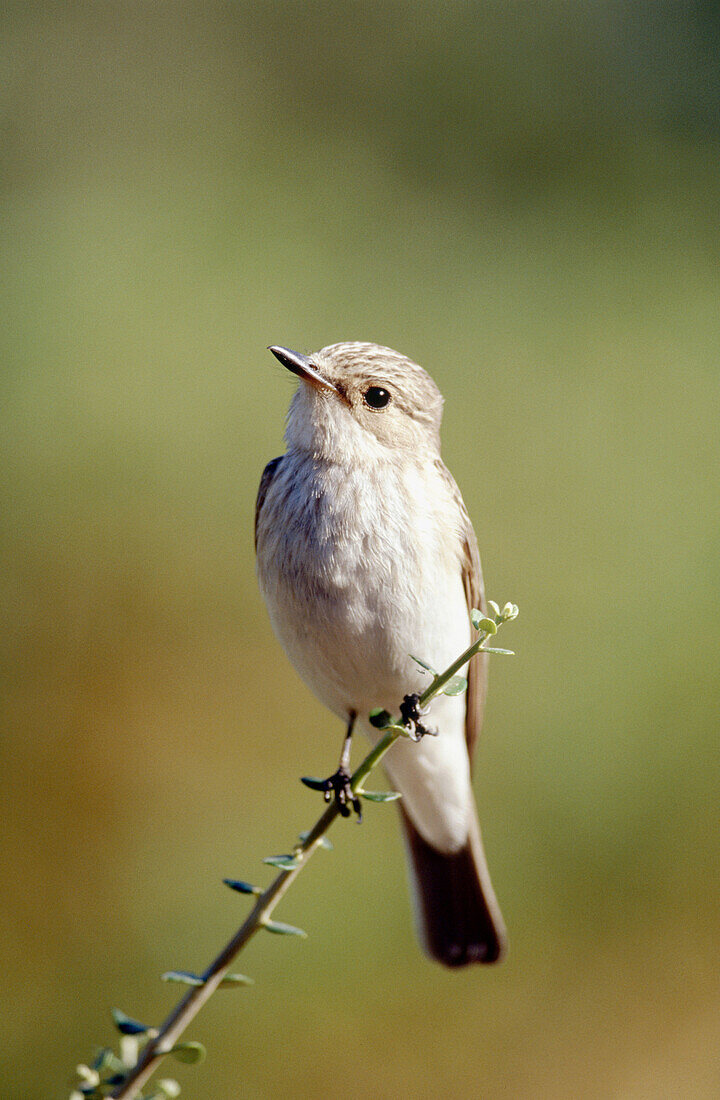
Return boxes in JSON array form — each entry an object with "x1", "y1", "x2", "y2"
[{"x1": 269, "y1": 342, "x2": 444, "y2": 463}]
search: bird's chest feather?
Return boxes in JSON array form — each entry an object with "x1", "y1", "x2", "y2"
[{"x1": 257, "y1": 453, "x2": 468, "y2": 717}]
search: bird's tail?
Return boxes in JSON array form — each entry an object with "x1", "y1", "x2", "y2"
[{"x1": 398, "y1": 803, "x2": 507, "y2": 966}]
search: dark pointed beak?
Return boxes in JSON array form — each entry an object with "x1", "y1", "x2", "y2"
[{"x1": 268, "y1": 345, "x2": 337, "y2": 393}]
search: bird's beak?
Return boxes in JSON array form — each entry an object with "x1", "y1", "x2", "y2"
[{"x1": 268, "y1": 346, "x2": 337, "y2": 393}]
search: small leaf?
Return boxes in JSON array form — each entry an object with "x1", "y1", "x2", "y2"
[
  {"x1": 369, "y1": 707, "x2": 393, "y2": 728},
  {"x1": 111, "y1": 1008, "x2": 150, "y2": 1036},
  {"x1": 162, "y1": 970, "x2": 204, "y2": 987},
  {"x1": 91, "y1": 1049, "x2": 124, "y2": 1074},
  {"x1": 358, "y1": 790, "x2": 402, "y2": 802},
  {"x1": 442, "y1": 674, "x2": 468, "y2": 696},
  {"x1": 487, "y1": 600, "x2": 500, "y2": 618},
  {"x1": 298, "y1": 831, "x2": 333, "y2": 850},
  {"x1": 170, "y1": 1042, "x2": 206, "y2": 1065},
  {"x1": 223, "y1": 878, "x2": 261, "y2": 895},
  {"x1": 119, "y1": 1035, "x2": 141, "y2": 1066},
  {"x1": 75, "y1": 1065, "x2": 100, "y2": 1086},
  {"x1": 501, "y1": 602, "x2": 519, "y2": 621},
  {"x1": 409, "y1": 654, "x2": 437, "y2": 675},
  {"x1": 155, "y1": 1082, "x2": 181, "y2": 1099},
  {"x1": 300, "y1": 776, "x2": 327, "y2": 791},
  {"x1": 470, "y1": 610, "x2": 497, "y2": 634},
  {"x1": 263, "y1": 919, "x2": 307, "y2": 937},
  {"x1": 220, "y1": 973, "x2": 254, "y2": 986},
  {"x1": 481, "y1": 646, "x2": 514, "y2": 656},
  {"x1": 263, "y1": 854, "x2": 300, "y2": 870}
]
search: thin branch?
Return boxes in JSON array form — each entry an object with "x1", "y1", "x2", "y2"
[
  {"x1": 111, "y1": 806, "x2": 339, "y2": 1098},
  {"x1": 102, "y1": 605, "x2": 517, "y2": 1099}
]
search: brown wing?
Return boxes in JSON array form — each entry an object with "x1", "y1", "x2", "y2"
[
  {"x1": 435, "y1": 460, "x2": 488, "y2": 763},
  {"x1": 254, "y1": 456, "x2": 284, "y2": 551},
  {"x1": 461, "y1": 516, "x2": 488, "y2": 764}
]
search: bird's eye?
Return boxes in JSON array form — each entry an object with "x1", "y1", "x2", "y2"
[{"x1": 363, "y1": 386, "x2": 391, "y2": 410}]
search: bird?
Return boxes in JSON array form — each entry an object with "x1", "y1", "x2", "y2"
[{"x1": 254, "y1": 341, "x2": 506, "y2": 966}]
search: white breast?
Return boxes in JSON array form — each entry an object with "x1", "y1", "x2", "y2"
[
  {"x1": 256, "y1": 448, "x2": 475, "y2": 851},
  {"x1": 257, "y1": 450, "x2": 469, "y2": 717}
]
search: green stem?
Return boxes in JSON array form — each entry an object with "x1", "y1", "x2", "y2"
[
  {"x1": 419, "y1": 628, "x2": 491, "y2": 705},
  {"x1": 109, "y1": 615, "x2": 511, "y2": 1099},
  {"x1": 351, "y1": 727, "x2": 402, "y2": 791},
  {"x1": 111, "y1": 805, "x2": 340, "y2": 1099},
  {"x1": 349, "y1": 627, "x2": 494, "y2": 796}
]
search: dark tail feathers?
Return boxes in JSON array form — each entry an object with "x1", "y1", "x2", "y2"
[{"x1": 399, "y1": 804, "x2": 507, "y2": 966}]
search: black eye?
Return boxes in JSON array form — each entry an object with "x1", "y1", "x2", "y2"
[{"x1": 363, "y1": 386, "x2": 391, "y2": 409}]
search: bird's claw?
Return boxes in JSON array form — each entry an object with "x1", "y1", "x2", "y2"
[
  {"x1": 399, "y1": 693, "x2": 438, "y2": 741},
  {"x1": 301, "y1": 767, "x2": 362, "y2": 820}
]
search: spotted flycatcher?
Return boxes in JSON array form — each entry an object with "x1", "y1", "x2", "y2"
[{"x1": 255, "y1": 342, "x2": 506, "y2": 966}]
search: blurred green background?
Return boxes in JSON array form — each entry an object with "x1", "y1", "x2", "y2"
[{"x1": 3, "y1": 4, "x2": 719, "y2": 1097}]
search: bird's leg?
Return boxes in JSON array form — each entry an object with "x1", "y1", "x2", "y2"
[
  {"x1": 399, "y1": 693, "x2": 438, "y2": 741},
  {"x1": 301, "y1": 712, "x2": 362, "y2": 819}
]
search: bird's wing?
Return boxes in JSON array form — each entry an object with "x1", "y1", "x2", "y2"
[
  {"x1": 461, "y1": 516, "x2": 488, "y2": 763},
  {"x1": 254, "y1": 455, "x2": 284, "y2": 551},
  {"x1": 436, "y1": 460, "x2": 488, "y2": 763}
]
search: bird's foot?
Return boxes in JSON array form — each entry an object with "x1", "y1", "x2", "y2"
[
  {"x1": 301, "y1": 767, "x2": 362, "y2": 820},
  {"x1": 399, "y1": 693, "x2": 438, "y2": 741}
]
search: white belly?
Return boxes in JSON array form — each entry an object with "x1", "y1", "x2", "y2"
[{"x1": 256, "y1": 450, "x2": 476, "y2": 851}]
